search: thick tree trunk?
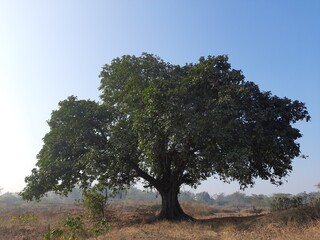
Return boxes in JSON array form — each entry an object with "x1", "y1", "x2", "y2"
[{"x1": 157, "y1": 185, "x2": 193, "y2": 221}]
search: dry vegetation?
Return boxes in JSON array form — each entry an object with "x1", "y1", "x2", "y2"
[{"x1": 1, "y1": 200, "x2": 320, "y2": 240}]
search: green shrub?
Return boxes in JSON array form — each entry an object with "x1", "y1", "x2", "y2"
[
  {"x1": 82, "y1": 187, "x2": 108, "y2": 219},
  {"x1": 43, "y1": 228, "x2": 64, "y2": 240},
  {"x1": 90, "y1": 218, "x2": 109, "y2": 236},
  {"x1": 271, "y1": 196, "x2": 303, "y2": 211},
  {"x1": 63, "y1": 216, "x2": 85, "y2": 239}
]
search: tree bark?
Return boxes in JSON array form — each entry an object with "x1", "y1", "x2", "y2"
[
  {"x1": 131, "y1": 160, "x2": 192, "y2": 220},
  {"x1": 157, "y1": 185, "x2": 193, "y2": 221}
]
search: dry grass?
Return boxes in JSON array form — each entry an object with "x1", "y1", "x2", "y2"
[
  {"x1": 0, "y1": 203, "x2": 82, "y2": 240},
  {"x1": 218, "y1": 221, "x2": 320, "y2": 240},
  {"x1": 97, "y1": 202, "x2": 320, "y2": 240},
  {"x1": 101, "y1": 214, "x2": 320, "y2": 240},
  {"x1": 1, "y1": 201, "x2": 320, "y2": 239},
  {"x1": 98, "y1": 221, "x2": 219, "y2": 240}
]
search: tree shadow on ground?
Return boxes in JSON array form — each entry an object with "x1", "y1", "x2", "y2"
[{"x1": 196, "y1": 214, "x2": 265, "y2": 231}]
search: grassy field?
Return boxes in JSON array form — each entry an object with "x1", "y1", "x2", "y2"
[{"x1": 1, "y1": 200, "x2": 320, "y2": 239}]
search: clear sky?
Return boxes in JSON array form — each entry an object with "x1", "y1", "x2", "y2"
[{"x1": 0, "y1": 0, "x2": 319, "y2": 196}]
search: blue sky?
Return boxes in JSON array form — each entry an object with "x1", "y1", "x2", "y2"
[{"x1": 0, "y1": 0, "x2": 319, "y2": 195}]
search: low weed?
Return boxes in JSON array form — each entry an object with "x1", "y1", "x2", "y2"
[
  {"x1": 42, "y1": 215, "x2": 110, "y2": 240},
  {"x1": 43, "y1": 228, "x2": 64, "y2": 240},
  {"x1": 90, "y1": 218, "x2": 109, "y2": 237},
  {"x1": 61, "y1": 216, "x2": 86, "y2": 240},
  {"x1": 6, "y1": 212, "x2": 39, "y2": 226}
]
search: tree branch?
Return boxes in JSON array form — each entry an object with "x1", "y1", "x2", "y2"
[{"x1": 127, "y1": 161, "x2": 161, "y2": 190}]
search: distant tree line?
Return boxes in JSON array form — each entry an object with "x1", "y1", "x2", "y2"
[{"x1": 2, "y1": 187, "x2": 320, "y2": 210}]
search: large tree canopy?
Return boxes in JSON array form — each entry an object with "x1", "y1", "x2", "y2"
[{"x1": 21, "y1": 53, "x2": 310, "y2": 220}]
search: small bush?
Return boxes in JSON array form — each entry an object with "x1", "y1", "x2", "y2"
[
  {"x1": 43, "y1": 228, "x2": 64, "y2": 240},
  {"x1": 90, "y1": 218, "x2": 109, "y2": 236},
  {"x1": 82, "y1": 187, "x2": 108, "y2": 219},
  {"x1": 63, "y1": 216, "x2": 85, "y2": 239}
]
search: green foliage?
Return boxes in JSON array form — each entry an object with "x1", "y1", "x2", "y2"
[
  {"x1": 271, "y1": 196, "x2": 303, "y2": 211},
  {"x1": 20, "y1": 53, "x2": 310, "y2": 219},
  {"x1": 63, "y1": 216, "x2": 85, "y2": 239},
  {"x1": 82, "y1": 186, "x2": 108, "y2": 219},
  {"x1": 43, "y1": 228, "x2": 64, "y2": 240},
  {"x1": 9, "y1": 215, "x2": 17, "y2": 225},
  {"x1": 19, "y1": 212, "x2": 39, "y2": 224},
  {"x1": 90, "y1": 218, "x2": 109, "y2": 236},
  {"x1": 7, "y1": 213, "x2": 38, "y2": 225},
  {"x1": 195, "y1": 192, "x2": 214, "y2": 204},
  {"x1": 43, "y1": 216, "x2": 109, "y2": 240},
  {"x1": 228, "y1": 192, "x2": 250, "y2": 208},
  {"x1": 250, "y1": 194, "x2": 271, "y2": 208}
]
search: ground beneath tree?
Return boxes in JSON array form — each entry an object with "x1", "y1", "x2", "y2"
[
  {"x1": 1, "y1": 201, "x2": 320, "y2": 239},
  {"x1": 94, "y1": 202, "x2": 320, "y2": 240}
]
